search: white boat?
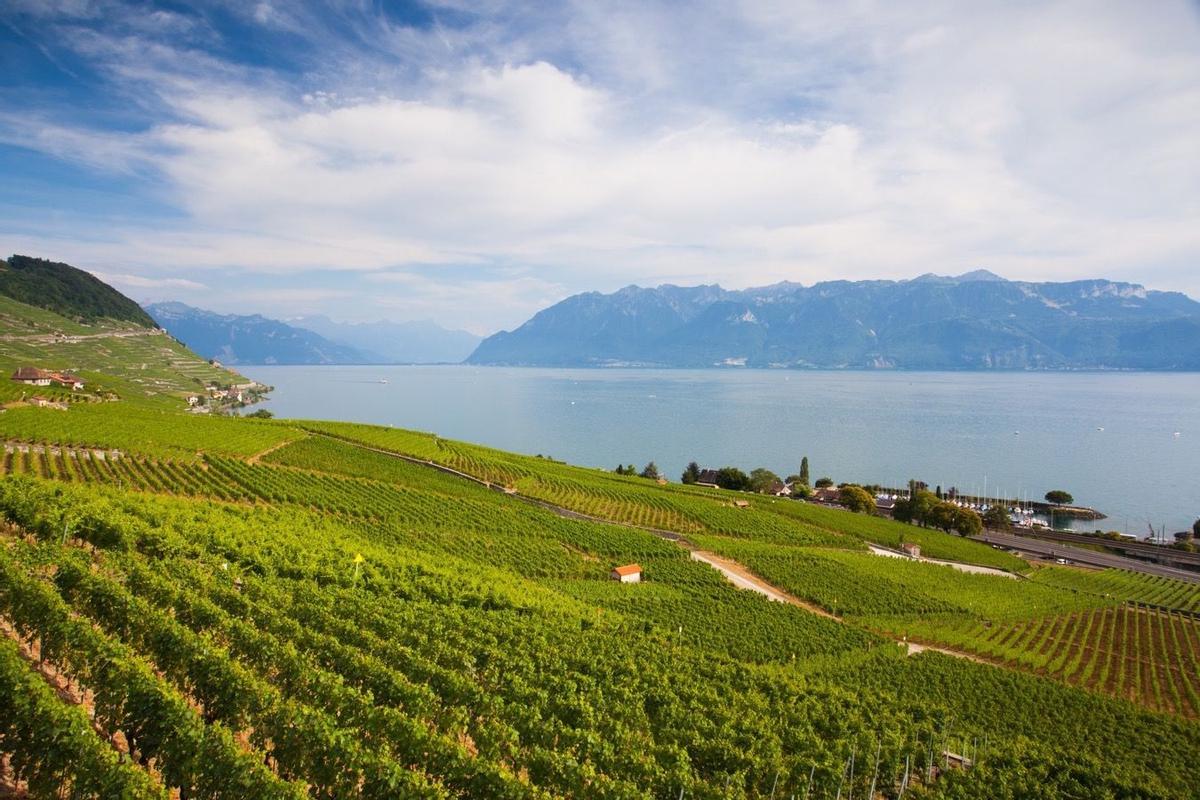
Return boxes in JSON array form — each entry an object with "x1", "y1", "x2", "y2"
[{"x1": 379, "y1": 378, "x2": 389, "y2": 384}]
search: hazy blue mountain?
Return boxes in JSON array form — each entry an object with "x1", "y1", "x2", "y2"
[
  {"x1": 145, "y1": 302, "x2": 369, "y2": 365},
  {"x1": 290, "y1": 315, "x2": 481, "y2": 364},
  {"x1": 468, "y1": 272, "x2": 1200, "y2": 369}
]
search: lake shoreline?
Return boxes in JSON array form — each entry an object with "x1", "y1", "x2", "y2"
[{"x1": 242, "y1": 365, "x2": 1198, "y2": 537}]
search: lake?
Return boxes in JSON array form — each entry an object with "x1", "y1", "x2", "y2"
[{"x1": 242, "y1": 366, "x2": 1200, "y2": 536}]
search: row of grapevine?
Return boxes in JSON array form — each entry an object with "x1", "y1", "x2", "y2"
[
  {"x1": 0, "y1": 444, "x2": 254, "y2": 501},
  {"x1": 868, "y1": 604, "x2": 1200, "y2": 718},
  {"x1": 0, "y1": 547, "x2": 305, "y2": 799},
  {"x1": 1029, "y1": 564, "x2": 1200, "y2": 613},
  {"x1": 300, "y1": 420, "x2": 1026, "y2": 570},
  {"x1": 0, "y1": 477, "x2": 939, "y2": 798},
  {"x1": 0, "y1": 403, "x2": 302, "y2": 460},
  {"x1": 0, "y1": 635, "x2": 165, "y2": 798}
]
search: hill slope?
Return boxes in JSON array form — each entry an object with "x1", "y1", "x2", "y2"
[
  {"x1": 0, "y1": 255, "x2": 157, "y2": 328},
  {"x1": 0, "y1": 263, "x2": 253, "y2": 407},
  {"x1": 469, "y1": 271, "x2": 1200, "y2": 369},
  {"x1": 146, "y1": 302, "x2": 369, "y2": 365},
  {"x1": 0, "y1": 409, "x2": 1195, "y2": 798}
]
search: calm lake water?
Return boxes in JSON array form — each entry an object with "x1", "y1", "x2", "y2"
[{"x1": 243, "y1": 366, "x2": 1200, "y2": 536}]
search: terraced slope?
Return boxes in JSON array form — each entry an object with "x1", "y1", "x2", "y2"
[{"x1": 0, "y1": 403, "x2": 1197, "y2": 796}]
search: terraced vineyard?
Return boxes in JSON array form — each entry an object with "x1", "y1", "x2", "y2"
[
  {"x1": 870, "y1": 605, "x2": 1200, "y2": 717},
  {"x1": 301, "y1": 423, "x2": 1024, "y2": 569},
  {"x1": 691, "y1": 536, "x2": 1107, "y2": 619},
  {"x1": 0, "y1": 403, "x2": 301, "y2": 459},
  {"x1": 1030, "y1": 564, "x2": 1200, "y2": 613},
  {"x1": 1, "y1": 409, "x2": 1199, "y2": 797}
]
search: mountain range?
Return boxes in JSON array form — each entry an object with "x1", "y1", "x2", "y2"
[
  {"x1": 145, "y1": 302, "x2": 480, "y2": 365},
  {"x1": 467, "y1": 271, "x2": 1200, "y2": 370}
]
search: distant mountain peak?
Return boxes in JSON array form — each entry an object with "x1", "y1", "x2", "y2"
[
  {"x1": 468, "y1": 272, "x2": 1200, "y2": 370},
  {"x1": 955, "y1": 269, "x2": 1007, "y2": 282},
  {"x1": 909, "y1": 269, "x2": 1007, "y2": 285}
]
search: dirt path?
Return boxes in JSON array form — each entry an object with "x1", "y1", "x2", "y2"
[
  {"x1": 247, "y1": 437, "x2": 298, "y2": 465},
  {"x1": 690, "y1": 551, "x2": 839, "y2": 618},
  {"x1": 0, "y1": 328, "x2": 164, "y2": 344},
  {"x1": 690, "y1": 551, "x2": 990, "y2": 662},
  {"x1": 903, "y1": 641, "x2": 991, "y2": 662}
]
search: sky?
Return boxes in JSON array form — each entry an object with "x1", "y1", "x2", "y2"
[{"x1": 0, "y1": 1, "x2": 1198, "y2": 335}]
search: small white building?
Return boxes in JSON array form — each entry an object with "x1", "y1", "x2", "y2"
[{"x1": 610, "y1": 564, "x2": 642, "y2": 583}]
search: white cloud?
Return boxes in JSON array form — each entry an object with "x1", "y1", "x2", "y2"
[
  {"x1": 4, "y1": 0, "x2": 1199, "y2": 329},
  {"x1": 90, "y1": 271, "x2": 207, "y2": 291}
]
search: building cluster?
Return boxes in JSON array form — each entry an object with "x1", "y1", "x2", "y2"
[
  {"x1": 185, "y1": 381, "x2": 262, "y2": 413},
  {"x1": 10, "y1": 366, "x2": 85, "y2": 390}
]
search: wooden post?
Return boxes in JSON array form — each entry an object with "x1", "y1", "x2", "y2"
[{"x1": 868, "y1": 738, "x2": 882, "y2": 798}]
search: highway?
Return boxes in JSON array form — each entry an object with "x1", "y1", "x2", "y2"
[{"x1": 973, "y1": 530, "x2": 1200, "y2": 583}]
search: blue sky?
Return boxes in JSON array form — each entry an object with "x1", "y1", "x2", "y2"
[{"x1": 1, "y1": 0, "x2": 1198, "y2": 334}]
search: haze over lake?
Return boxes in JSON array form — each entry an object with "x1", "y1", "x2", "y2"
[{"x1": 245, "y1": 366, "x2": 1199, "y2": 536}]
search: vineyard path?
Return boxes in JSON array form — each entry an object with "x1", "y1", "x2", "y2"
[
  {"x1": 313, "y1": 431, "x2": 991, "y2": 664},
  {"x1": 246, "y1": 437, "x2": 299, "y2": 465}
]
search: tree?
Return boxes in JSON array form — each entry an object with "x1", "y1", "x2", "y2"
[
  {"x1": 681, "y1": 462, "x2": 701, "y2": 484},
  {"x1": 245, "y1": 408, "x2": 273, "y2": 419},
  {"x1": 1045, "y1": 490, "x2": 1074, "y2": 505},
  {"x1": 791, "y1": 484, "x2": 812, "y2": 500},
  {"x1": 640, "y1": 462, "x2": 661, "y2": 480},
  {"x1": 895, "y1": 490, "x2": 939, "y2": 526},
  {"x1": 715, "y1": 467, "x2": 750, "y2": 491},
  {"x1": 982, "y1": 505, "x2": 1010, "y2": 530},
  {"x1": 799, "y1": 457, "x2": 810, "y2": 486},
  {"x1": 935, "y1": 485, "x2": 943, "y2": 500},
  {"x1": 928, "y1": 500, "x2": 958, "y2": 533},
  {"x1": 953, "y1": 507, "x2": 984, "y2": 537},
  {"x1": 1193, "y1": 518, "x2": 1199, "y2": 538},
  {"x1": 814, "y1": 477, "x2": 834, "y2": 489},
  {"x1": 614, "y1": 464, "x2": 637, "y2": 476},
  {"x1": 839, "y1": 485, "x2": 875, "y2": 514},
  {"x1": 749, "y1": 468, "x2": 782, "y2": 494}
]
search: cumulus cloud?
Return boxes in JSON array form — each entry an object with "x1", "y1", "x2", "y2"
[{"x1": 1, "y1": 0, "x2": 1198, "y2": 330}]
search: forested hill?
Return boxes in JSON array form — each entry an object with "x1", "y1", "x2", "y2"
[
  {"x1": 0, "y1": 255, "x2": 157, "y2": 328},
  {"x1": 468, "y1": 271, "x2": 1200, "y2": 369}
]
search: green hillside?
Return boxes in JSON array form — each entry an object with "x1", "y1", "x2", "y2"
[
  {"x1": 0, "y1": 276, "x2": 1196, "y2": 797},
  {"x1": 0, "y1": 282, "x2": 251, "y2": 408},
  {"x1": 0, "y1": 255, "x2": 157, "y2": 327}
]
